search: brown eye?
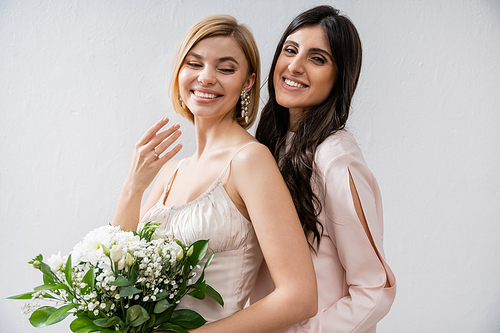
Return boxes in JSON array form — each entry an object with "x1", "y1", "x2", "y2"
[{"x1": 311, "y1": 56, "x2": 326, "y2": 64}]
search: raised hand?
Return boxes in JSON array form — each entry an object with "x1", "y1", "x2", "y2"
[{"x1": 126, "y1": 117, "x2": 182, "y2": 192}]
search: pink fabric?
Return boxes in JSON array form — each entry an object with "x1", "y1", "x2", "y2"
[{"x1": 251, "y1": 130, "x2": 396, "y2": 333}]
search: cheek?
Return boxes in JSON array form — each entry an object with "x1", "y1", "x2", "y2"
[
  {"x1": 178, "y1": 70, "x2": 191, "y2": 98},
  {"x1": 273, "y1": 57, "x2": 287, "y2": 86}
]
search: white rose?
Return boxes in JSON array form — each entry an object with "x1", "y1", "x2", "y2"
[
  {"x1": 152, "y1": 228, "x2": 169, "y2": 240},
  {"x1": 46, "y1": 252, "x2": 64, "y2": 272},
  {"x1": 110, "y1": 245, "x2": 124, "y2": 263}
]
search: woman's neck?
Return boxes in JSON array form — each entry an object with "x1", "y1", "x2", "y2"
[{"x1": 193, "y1": 113, "x2": 245, "y2": 159}]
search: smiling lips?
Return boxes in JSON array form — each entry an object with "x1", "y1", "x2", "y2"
[
  {"x1": 283, "y1": 77, "x2": 307, "y2": 88},
  {"x1": 191, "y1": 89, "x2": 222, "y2": 100}
]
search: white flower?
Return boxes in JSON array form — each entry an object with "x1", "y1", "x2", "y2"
[
  {"x1": 46, "y1": 252, "x2": 64, "y2": 272},
  {"x1": 110, "y1": 245, "x2": 124, "y2": 263},
  {"x1": 117, "y1": 258, "x2": 125, "y2": 270}
]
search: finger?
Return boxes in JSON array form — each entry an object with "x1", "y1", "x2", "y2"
[
  {"x1": 137, "y1": 117, "x2": 169, "y2": 146},
  {"x1": 158, "y1": 144, "x2": 183, "y2": 164},
  {"x1": 146, "y1": 122, "x2": 181, "y2": 150},
  {"x1": 154, "y1": 130, "x2": 182, "y2": 156}
]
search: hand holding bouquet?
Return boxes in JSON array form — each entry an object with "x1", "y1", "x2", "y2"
[{"x1": 9, "y1": 221, "x2": 223, "y2": 333}]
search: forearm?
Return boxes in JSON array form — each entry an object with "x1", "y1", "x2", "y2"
[
  {"x1": 193, "y1": 287, "x2": 316, "y2": 333},
  {"x1": 111, "y1": 178, "x2": 144, "y2": 231}
]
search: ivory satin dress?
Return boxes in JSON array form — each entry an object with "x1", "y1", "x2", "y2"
[
  {"x1": 141, "y1": 143, "x2": 263, "y2": 323},
  {"x1": 251, "y1": 130, "x2": 396, "y2": 333}
]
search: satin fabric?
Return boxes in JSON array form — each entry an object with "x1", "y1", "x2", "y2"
[
  {"x1": 251, "y1": 130, "x2": 396, "y2": 333},
  {"x1": 141, "y1": 143, "x2": 263, "y2": 323}
]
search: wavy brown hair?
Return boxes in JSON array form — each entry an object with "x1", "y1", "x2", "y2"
[{"x1": 256, "y1": 6, "x2": 362, "y2": 249}]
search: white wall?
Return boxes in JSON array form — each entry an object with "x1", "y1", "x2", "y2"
[{"x1": 1, "y1": 0, "x2": 499, "y2": 332}]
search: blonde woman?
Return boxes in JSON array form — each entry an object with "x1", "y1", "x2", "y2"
[{"x1": 111, "y1": 15, "x2": 317, "y2": 332}]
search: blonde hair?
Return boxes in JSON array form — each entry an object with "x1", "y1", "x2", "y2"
[{"x1": 169, "y1": 15, "x2": 260, "y2": 129}]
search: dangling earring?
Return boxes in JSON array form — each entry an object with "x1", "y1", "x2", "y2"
[{"x1": 240, "y1": 90, "x2": 250, "y2": 123}]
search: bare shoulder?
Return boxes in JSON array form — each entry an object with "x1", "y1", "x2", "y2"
[
  {"x1": 231, "y1": 142, "x2": 277, "y2": 171},
  {"x1": 229, "y1": 142, "x2": 283, "y2": 191}
]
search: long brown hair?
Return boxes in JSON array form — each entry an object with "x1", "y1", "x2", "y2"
[{"x1": 256, "y1": 6, "x2": 362, "y2": 249}]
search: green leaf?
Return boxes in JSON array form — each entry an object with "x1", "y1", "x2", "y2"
[
  {"x1": 29, "y1": 306, "x2": 56, "y2": 327},
  {"x1": 188, "y1": 282, "x2": 206, "y2": 300},
  {"x1": 155, "y1": 289, "x2": 168, "y2": 300},
  {"x1": 128, "y1": 264, "x2": 139, "y2": 285},
  {"x1": 46, "y1": 303, "x2": 78, "y2": 326},
  {"x1": 94, "y1": 316, "x2": 121, "y2": 328},
  {"x1": 112, "y1": 275, "x2": 132, "y2": 287},
  {"x1": 39, "y1": 262, "x2": 59, "y2": 284},
  {"x1": 126, "y1": 304, "x2": 150, "y2": 327},
  {"x1": 119, "y1": 285, "x2": 141, "y2": 297},
  {"x1": 65, "y1": 254, "x2": 73, "y2": 286},
  {"x1": 154, "y1": 303, "x2": 176, "y2": 326},
  {"x1": 153, "y1": 299, "x2": 174, "y2": 314},
  {"x1": 82, "y1": 267, "x2": 95, "y2": 293},
  {"x1": 206, "y1": 285, "x2": 224, "y2": 307},
  {"x1": 157, "y1": 323, "x2": 189, "y2": 333},
  {"x1": 34, "y1": 283, "x2": 69, "y2": 292},
  {"x1": 70, "y1": 316, "x2": 100, "y2": 332},
  {"x1": 188, "y1": 240, "x2": 209, "y2": 266},
  {"x1": 7, "y1": 291, "x2": 34, "y2": 299},
  {"x1": 43, "y1": 273, "x2": 54, "y2": 285},
  {"x1": 171, "y1": 309, "x2": 207, "y2": 329},
  {"x1": 204, "y1": 253, "x2": 214, "y2": 269}
]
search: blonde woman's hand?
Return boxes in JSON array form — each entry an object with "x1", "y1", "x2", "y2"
[{"x1": 125, "y1": 117, "x2": 182, "y2": 193}]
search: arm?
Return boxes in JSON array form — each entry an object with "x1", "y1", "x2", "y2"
[
  {"x1": 111, "y1": 118, "x2": 182, "y2": 231},
  {"x1": 192, "y1": 143, "x2": 318, "y2": 333},
  {"x1": 319, "y1": 154, "x2": 396, "y2": 333}
]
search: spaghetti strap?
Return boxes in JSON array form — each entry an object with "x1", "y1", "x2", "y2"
[
  {"x1": 218, "y1": 142, "x2": 257, "y2": 181},
  {"x1": 161, "y1": 159, "x2": 186, "y2": 200}
]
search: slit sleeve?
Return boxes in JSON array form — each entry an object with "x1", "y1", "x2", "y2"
[{"x1": 319, "y1": 153, "x2": 396, "y2": 333}]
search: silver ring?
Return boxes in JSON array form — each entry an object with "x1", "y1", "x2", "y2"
[{"x1": 154, "y1": 150, "x2": 159, "y2": 158}]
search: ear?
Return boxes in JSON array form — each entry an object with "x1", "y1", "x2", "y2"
[{"x1": 243, "y1": 73, "x2": 256, "y2": 92}]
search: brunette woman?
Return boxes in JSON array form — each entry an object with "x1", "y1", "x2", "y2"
[
  {"x1": 112, "y1": 15, "x2": 317, "y2": 332},
  {"x1": 252, "y1": 6, "x2": 396, "y2": 333}
]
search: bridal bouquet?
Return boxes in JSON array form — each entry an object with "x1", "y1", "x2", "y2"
[{"x1": 9, "y1": 221, "x2": 223, "y2": 333}]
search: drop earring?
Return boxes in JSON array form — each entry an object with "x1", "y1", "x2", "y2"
[{"x1": 240, "y1": 90, "x2": 250, "y2": 123}]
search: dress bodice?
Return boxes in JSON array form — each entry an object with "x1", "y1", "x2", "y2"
[{"x1": 140, "y1": 142, "x2": 263, "y2": 322}]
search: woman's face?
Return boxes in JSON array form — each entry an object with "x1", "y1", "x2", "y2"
[
  {"x1": 179, "y1": 36, "x2": 255, "y2": 122},
  {"x1": 273, "y1": 25, "x2": 338, "y2": 114}
]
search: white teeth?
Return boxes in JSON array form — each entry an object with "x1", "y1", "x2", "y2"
[
  {"x1": 284, "y1": 78, "x2": 306, "y2": 88},
  {"x1": 194, "y1": 91, "x2": 218, "y2": 99}
]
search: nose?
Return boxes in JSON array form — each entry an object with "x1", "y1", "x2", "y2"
[
  {"x1": 288, "y1": 56, "x2": 304, "y2": 75},
  {"x1": 198, "y1": 66, "x2": 217, "y2": 85}
]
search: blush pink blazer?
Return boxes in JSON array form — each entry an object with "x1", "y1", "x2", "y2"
[{"x1": 251, "y1": 130, "x2": 396, "y2": 333}]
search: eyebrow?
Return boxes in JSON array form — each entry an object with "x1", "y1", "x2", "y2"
[
  {"x1": 284, "y1": 40, "x2": 334, "y2": 62},
  {"x1": 186, "y1": 52, "x2": 240, "y2": 66}
]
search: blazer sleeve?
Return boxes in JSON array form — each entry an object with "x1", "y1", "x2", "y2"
[{"x1": 318, "y1": 151, "x2": 396, "y2": 333}]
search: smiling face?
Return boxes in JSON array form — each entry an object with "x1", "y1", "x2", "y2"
[
  {"x1": 273, "y1": 25, "x2": 338, "y2": 116},
  {"x1": 178, "y1": 36, "x2": 255, "y2": 123}
]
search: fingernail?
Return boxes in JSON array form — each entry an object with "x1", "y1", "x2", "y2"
[{"x1": 173, "y1": 123, "x2": 180, "y2": 128}]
